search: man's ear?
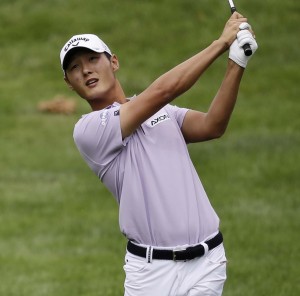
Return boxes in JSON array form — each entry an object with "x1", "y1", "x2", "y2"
[
  {"x1": 64, "y1": 76, "x2": 74, "y2": 90},
  {"x1": 110, "y1": 54, "x2": 119, "y2": 72}
]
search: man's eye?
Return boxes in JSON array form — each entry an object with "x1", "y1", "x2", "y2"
[
  {"x1": 90, "y1": 56, "x2": 99, "y2": 61},
  {"x1": 70, "y1": 64, "x2": 79, "y2": 71}
]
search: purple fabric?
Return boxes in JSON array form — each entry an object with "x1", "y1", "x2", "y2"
[{"x1": 74, "y1": 103, "x2": 219, "y2": 247}]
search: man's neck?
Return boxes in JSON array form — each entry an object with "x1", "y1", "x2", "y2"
[{"x1": 88, "y1": 79, "x2": 127, "y2": 111}]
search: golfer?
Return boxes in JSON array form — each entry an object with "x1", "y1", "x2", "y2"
[{"x1": 60, "y1": 12, "x2": 257, "y2": 296}]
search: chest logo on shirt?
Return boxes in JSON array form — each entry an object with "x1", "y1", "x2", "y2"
[
  {"x1": 99, "y1": 110, "x2": 109, "y2": 126},
  {"x1": 145, "y1": 111, "x2": 170, "y2": 128}
]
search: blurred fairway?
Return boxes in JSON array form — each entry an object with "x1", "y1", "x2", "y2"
[{"x1": 0, "y1": 0, "x2": 299, "y2": 295}]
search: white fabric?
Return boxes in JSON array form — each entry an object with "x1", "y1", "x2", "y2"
[
  {"x1": 239, "y1": 22, "x2": 251, "y2": 30},
  {"x1": 60, "y1": 34, "x2": 112, "y2": 70},
  {"x1": 124, "y1": 243, "x2": 227, "y2": 296},
  {"x1": 229, "y1": 26, "x2": 258, "y2": 68}
]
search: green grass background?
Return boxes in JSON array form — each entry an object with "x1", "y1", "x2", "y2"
[{"x1": 0, "y1": 0, "x2": 299, "y2": 295}]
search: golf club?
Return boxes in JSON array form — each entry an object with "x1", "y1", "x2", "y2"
[{"x1": 228, "y1": 0, "x2": 252, "y2": 56}]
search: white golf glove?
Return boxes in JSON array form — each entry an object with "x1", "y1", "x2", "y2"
[{"x1": 229, "y1": 22, "x2": 258, "y2": 68}]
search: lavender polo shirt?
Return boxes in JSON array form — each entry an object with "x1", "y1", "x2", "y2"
[{"x1": 73, "y1": 102, "x2": 219, "y2": 247}]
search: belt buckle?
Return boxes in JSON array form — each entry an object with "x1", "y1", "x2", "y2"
[{"x1": 173, "y1": 246, "x2": 187, "y2": 261}]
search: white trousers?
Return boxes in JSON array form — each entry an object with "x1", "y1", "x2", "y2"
[{"x1": 124, "y1": 243, "x2": 227, "y2": 296}]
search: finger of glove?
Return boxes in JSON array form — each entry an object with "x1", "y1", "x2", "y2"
[
  {"x1": 237, "y1": 31, "x2": 258, "y2": 52},
  {"x1": 239, "y1": 22, "x2": 251, "y2": 30},
  {"x1": 237, "y1": 30, "x2": 253, "y2": 46}
]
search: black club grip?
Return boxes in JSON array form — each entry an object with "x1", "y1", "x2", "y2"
[
  {"x1": 242, "y1": 43, "x2": 252, "y2": 56},
  {"x1": 230, "y1": 7, "x2": 252, "y2": 56}
]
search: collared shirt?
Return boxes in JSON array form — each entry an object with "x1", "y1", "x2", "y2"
[{"x1": 73, "y1": 102, "x2": 219, "y2": 247}]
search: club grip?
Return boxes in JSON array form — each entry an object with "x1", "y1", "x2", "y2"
[
  {"x1": 230, "y1": 7, "x2": 252, "y2": 56},
  {"x1": 242, "y1": 43, "x2": 252, "y2": 56}
]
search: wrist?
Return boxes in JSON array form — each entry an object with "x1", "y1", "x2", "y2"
[
  {"x1": 228, "y1": 58, "x2": 245, "y2": 71},
  {"x1": 214, "y1": 38, "x2": 230, "y2": 52}
]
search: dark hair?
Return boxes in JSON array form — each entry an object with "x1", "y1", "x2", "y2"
[
  {"x1": 63, "y1": 48, "x2": 112, "y2": 70},
  {"x1": 104, "y1": 52, "x2": 112, "y2": 60}
]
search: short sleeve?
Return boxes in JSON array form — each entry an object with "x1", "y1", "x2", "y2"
[
  {"x1": 73, "y1": 106, "x2": 124, "y2": 178},
  {"x1": 165, "y1": 104, "x2": 189, "y2": 128}
]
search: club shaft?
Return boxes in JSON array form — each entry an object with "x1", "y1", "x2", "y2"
[
  {"x1": 228, "y1": 0, "x2": 235, "y2": 10},
  {"x1": 227, "y1": 0, "x2": 252, "y2": 56}
]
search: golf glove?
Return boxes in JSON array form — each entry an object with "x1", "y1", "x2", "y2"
[{"x1": 229, "y1": 23, "x2": 258, "y2": 68}]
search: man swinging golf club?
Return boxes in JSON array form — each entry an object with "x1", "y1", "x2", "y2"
[{"x1": 60, "y1": 10, "x2": 257, "y2": 296}]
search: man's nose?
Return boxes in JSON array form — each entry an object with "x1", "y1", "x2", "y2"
[{"x1": 82, "y1": 63, "x2": 92, "y2": 75}]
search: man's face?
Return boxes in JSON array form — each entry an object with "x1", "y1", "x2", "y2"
[{"x1": 64, "y1": 48, "x2": 118, "y2": 101}]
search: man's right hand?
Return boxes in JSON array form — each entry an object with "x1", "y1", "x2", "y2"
[{"x1": 218, "y1": 12, "x2": 248, "y2": 49}]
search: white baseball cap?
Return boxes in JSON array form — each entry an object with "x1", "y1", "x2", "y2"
[{"x1": 60, "y1": 34, "x2": 112, "y2": 70}]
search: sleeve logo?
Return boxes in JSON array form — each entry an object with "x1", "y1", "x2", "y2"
[{"x1": 145, "y1": 111, "x2": 170, "y2": 128}]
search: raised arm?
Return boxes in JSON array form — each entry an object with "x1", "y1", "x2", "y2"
[
  {"x1": 181, "y1": 20, "x2": 258, "y2": 143},
  {"x1": 181, "y1": 59, "x2": 244, "y2": 143},
  {"x1": 119, "y1": 12, "x2": 247, "y2": 139}
]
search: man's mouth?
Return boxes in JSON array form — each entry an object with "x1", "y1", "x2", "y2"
[{"x1": 86, "y1": 78, "x2": 99, "y2": 87}]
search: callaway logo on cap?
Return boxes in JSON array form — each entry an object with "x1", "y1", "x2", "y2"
[{"x1": 60, "y1": 34, "x2": 112, "y2": 70}]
